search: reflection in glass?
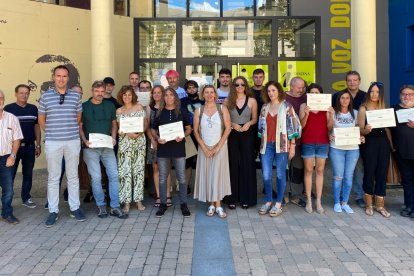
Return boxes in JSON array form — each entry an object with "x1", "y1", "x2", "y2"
[
  {"x1": 183, "y1": 20, "x2": 271, "y2": 58},
  {"x1": 156, "y1": 0, "x2": 186, "y2": 17},
  {"x1": 139, "y1": 21, "x2": 177, "y2": 59},
  {"x1": 189, "y1": 0, "x2": 220, "y2": 17},
  {"x1": 223, "y1": 0, "x2": 254, "y2": 17},
  {"x1": 185, "y1": 65, "x2": 217, "y2": 88},
  {"x1": 231, "y1": 64, "x2": 269, "y2": 86},
  {"x1": 278, "y1": 19, "x2": 315, "y2": 58},
  {"x1": 257, "y1": 0, "x2": 289, "y2": 16},
  {"x1": 139, "y1": 62, "x2": 176, "y2": 87},
  {"x1": 114, "y1": 0, "x2": 126, "y2": 16}
]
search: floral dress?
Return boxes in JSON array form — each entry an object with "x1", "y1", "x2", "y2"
[{"x1": 117, "y1": 111, "x2": 146, "y2": 203}]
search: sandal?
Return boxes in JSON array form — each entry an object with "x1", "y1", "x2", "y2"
[
  {"x1": 166, "y1": 197, "x2": 172, "y2": 207},
  {"x1": 206, "y1": 205, "x2": 215, "y2": 217},
  {"x1": 122, "y1": 203, "x2": 130, "y2": 214},
  {"x1": 269, "y1": 206, "x2": 282, "y2": 217},
  {"x1": 258, "y1": 204, "x2": 272, "y2": 215},
  {"x1": 154, "y1": 198, "x2": 160, "y2": 207},
  {"x1": 216, "y1": 207, "x2": 227, "y2": 218},
  {"x1": 136, "y1": 201, "x2": 146, "y2": 211}
]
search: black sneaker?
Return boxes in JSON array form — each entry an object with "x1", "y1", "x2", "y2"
[
  {"x1": 110, "y1": 207, "x2": 128, "y2": 219},
  {"x1": 97, "y1": 205, "x2": 108, "y2": 218},
  {"x1": 156, "y1": 204, "x2": 167, "y2": 218},
  {"x1": 181, "y1": 203, "x2": 191, "y2": 218},
  {"x1": 2, "y1": 214, "x2": 19, "y2": 225},
  {"x1": 45, "y1": 212, "x2": 58, "y2": 227},
  {"x1": 70, "y1": 208, "x2": 86, "y2": 222},
  {"x1": 355, "y1": 198, "x2": 366, "y2": 208},
  {"x1": 22, "y1": 198, "x2": 37, "y2": 208},
  {"x1": 83, "y1": 191, "x2": 94, "y2": 203},
  {"x1": 401, "y1": 208, "x2": 412, "y2": 217}
]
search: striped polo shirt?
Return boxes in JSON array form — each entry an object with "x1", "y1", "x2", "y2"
[{"x1": 38, "y1": 88, "x2": 82, "y2": 141}]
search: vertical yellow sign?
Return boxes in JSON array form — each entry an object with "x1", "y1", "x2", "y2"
[{"x1": 278, "y1": 61, "x2": 316, "y2": 91}]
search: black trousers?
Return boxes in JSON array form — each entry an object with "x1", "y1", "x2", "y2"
[
  {"x1": 360, "y1": 134, "x2": 390, "y2": 196},
  {"x1": 395, "y1": 151, "x2": 414, "y2": 209}
]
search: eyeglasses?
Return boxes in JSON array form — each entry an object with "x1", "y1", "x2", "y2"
[
  {"x1": 401, "y1": 93, "x2": 414, "y2": 97},
  {"x1": 370, "y1": 81, "x2": 384, "y2": 87},
  {"x1": 207, "y1": 117, "x2": 212, "y2": 128},
  {"x1": 59, "y1": 93, "x2": 65, "y2": 105},
  {"x1": 235, "y1": 83, "x2": 245, "y2": 87}
]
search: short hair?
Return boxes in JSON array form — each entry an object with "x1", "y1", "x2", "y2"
[
  {"x1": 400, "y1": 84, "x2": 414, "y2": 93},
  {"x1": 289, "y1": 76, "x2": 305, "y2": 88},
  {"x1": 345, "y1": 70, "x2": 361, "y2": 81},
  {"x1": 253, "y1": 68, "x2": 265, "y2": 76},
  {"x1": 219, "y1": 68, "x2": 232, "y2": 77},
  {"x1": 53, "y1": 65, "x2": 69, "y2": 75},
  {"x1": 200, "y1": 84, "x2": 218, "y2": 101},
  {"x1": 165, "y1": 69, "x2": 180, "y2": 78},
  {"x1": 129, "y1": 71, "x2": 140, "y2": 77},
  {"x1": 15, "y1": 84, "x2": 31, "y2": 93},
  {"x1": 307, "y1": 83, "x2": 324, "y2": 94},
  {"x1": 91, "y1": 80, "x2": 105, "y2": 90},
  {"x1": 262, "y1": 81, "x2": 284, "y2": 103},
  {"x1": 138, "y1": 80, "x2": 152, "y2": 89},
  {"x1": 184, "y1": 80, "x2": 199, "y2": 90},
  {"x1": 117, "y1": 85, "x2": 138, "y2": 105}
]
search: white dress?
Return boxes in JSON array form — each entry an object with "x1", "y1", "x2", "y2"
[{"x1": 193, "y1": 111, "x2": 231, "y2": 202}]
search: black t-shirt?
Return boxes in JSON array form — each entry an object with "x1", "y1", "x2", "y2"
[
  {"x1": 392, "y1": 104, "x2": 414, "y2": 159},
  {"x1": 152, "y1": 108, "x2": 190, "y2": 158},
  {"x1": 332, "y1": 89, "x2": 366, "y2": 111},
  {"x1": 251, "y1": 87, "x2": 264, "y2": 117},
  {"x1": 4, "y1": 103, "x2": 38, "y2": 143},
  {"x1": 104, "y1": 97, "x2": 122, "y2": 109}
]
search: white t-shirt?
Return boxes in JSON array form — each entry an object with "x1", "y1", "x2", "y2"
[
  {"x1": 216, "y1": 88, "x2": 229, "y2": 104},
  {"x1": 330, "y1": 110, "x2": 359, "y2": 150}
]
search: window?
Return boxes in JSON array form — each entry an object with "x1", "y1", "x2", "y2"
[
  {"x1": 278, "y1": 18, "x2": 315, "y2": 58},
  {"x1": 223, "y1": 0, "x2": 254, "y2": 17},
  {"x1": 155, "y1": 0, "x2": 186, "y2": 17},
  {"x1": 139, "y1": 21, "x2": 177, "y2": 58},
  {"x1": 189, "y1": 0, "x2": 220, "y2": 17},
  {"x1": 257, "y1": 0, "x2": 289, "y2": 16}
]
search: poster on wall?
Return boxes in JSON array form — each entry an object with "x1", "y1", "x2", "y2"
[{"x1": 278, "y1": 61, "x2": 316, "y2": 92}]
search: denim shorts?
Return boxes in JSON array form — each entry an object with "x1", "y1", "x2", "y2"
[{"x1": 301, "y1": 144, "x2": 329, "y2": 159}]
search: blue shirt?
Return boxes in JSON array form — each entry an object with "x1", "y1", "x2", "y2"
[
  {"x1": 38, "y1": 89, "x2": 82, "y2": 141},
  {"x1": 4, "y1": 103, "x2": 38, "y2": 143}
]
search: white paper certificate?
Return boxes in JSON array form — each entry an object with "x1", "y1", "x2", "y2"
[
  {"x1": 137, "y1": 92, "x2": 151, "y2": 107},
  {"x1": 307, "y1": 94, "x2": 332, "y2": 111},
  {"x1": 366, "y1": 108, "x2": 396, "y2": 128},
  {"x1": 159, "y1": 121, "x2": 184, "y2": 142},
  {"x1": 89, "y1": 133, "x2": 113, "y2": 149},
  {"x1": 396, "y1": 108, "x2": 414, "y2": 123},
  {"x1": 334, "y1": 127, "x2": 360, "y2": 146},
  {"x1": 120, "y1": 117, "x2": 144, "y2": 133}
]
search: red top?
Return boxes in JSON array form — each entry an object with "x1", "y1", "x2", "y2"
[
  {"x1": 301, "y1": 111, "x2": 329, "y2": 144},
  {"x1": 266, "y1": 113, "x2": 278, "y2": 143}
]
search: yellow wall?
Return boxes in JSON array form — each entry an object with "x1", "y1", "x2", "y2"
[{"x1": 0, "y1": 0, "x2": 134, "y2": 169}]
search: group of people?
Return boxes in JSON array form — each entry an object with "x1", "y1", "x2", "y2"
[{"x1": 0, "y1": 65, "x2": 413, "y2": 227}]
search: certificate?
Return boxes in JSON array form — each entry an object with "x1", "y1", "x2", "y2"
[
  {"x1": 396, "y1": 108, "x2": 414, "y2": 123},
  {"x1": 89, "y1": 133, "x2": 113, "y2": 149},
  {"x1": 137, "y1": 91, "x2": 151, "y2": 106},
  {"x1": 366, "y1": 108, "x2": 396, "y2": 128},
  {"x1": 120, "y1": 117, "x2": 144, "y2": 133},
  {"x1": 307, "y1": 94, "x2": 332, "y2": 111},
  {"x1": 159, "y1": 121, "x2": 185, "y2": 142},
  {"x1": 334, "y1": 127, "x2": 360, "y2": 146}
]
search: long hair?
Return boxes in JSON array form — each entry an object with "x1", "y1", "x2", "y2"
[
  {"x1": 149, "y1": 85, "x2": 165, "y2": 108},
  {"x1": 262, "y1": 81, "x2": 285, "y2": 104},
  {"x1": 226, "y1": 76, "x2": 253, "y2": 109},
  {"x1": 117, "y1": 85, "x2": 137, "y2": 106},
  {"x1": 157, "y1": 87, "x2": 181, "y2": 117},
  {"x1": 334, "y1": 90, "x2": 355, "y2": 119},
  {"x1": 362, "y1": 82, "x2": 385, "y2": 109}
]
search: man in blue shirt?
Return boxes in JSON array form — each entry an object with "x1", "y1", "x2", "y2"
[{"x1": 5, "y1": 84, "x2": 41, "y2": 208}]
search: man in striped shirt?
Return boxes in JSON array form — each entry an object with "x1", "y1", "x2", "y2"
[
  {"x1": 38, "y1": 65, "x2": 86, "y2": 227},
  {"x1": 0, "y1": 89, "x2": 23, "y2": 224},
  {"x1": 5, "y1": 84, "x2": 41, "y2": 209}
]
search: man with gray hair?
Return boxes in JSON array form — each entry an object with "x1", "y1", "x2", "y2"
[{"x1": 0, "y1": 89, "x2": 23, "y2": 224}]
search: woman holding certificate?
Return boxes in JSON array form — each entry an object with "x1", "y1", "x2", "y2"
[
  {"x1": 358, "y1": 82, "x2": 394, "y2": 218},
  {"x1": 257, "y1": 81, "x2": 300, "y2": 217},
  {"x1": 299, "y1": 83, "x2": 334, "y2": 214},
  {"x1": 151, "y1": 88, "x2": 192, "y2": 218},
  {"x1": 329, "y1": 90, "x2": 362, "y2": 214},
  {"x1": 116, "y1": 85, "x2": 148, "y2": 213},
  {"x1": 224, "y1": 76, "x2": 258, "y2": 210},
  {"x1": 193, "y1": 85, "x2": 232, "y2": 218},
  {"x1": 145, "y1": 85, "x2": 172, "y2": 208}
]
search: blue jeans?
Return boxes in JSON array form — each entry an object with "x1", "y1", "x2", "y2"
[
  {"x1": 261, "y1": 143, "x2": 288, "y2": 203},
  {"x1": 11, "y1": 144, "x2": 35, "y2": 202},
  {"x1": 352, "y1": 156, "x2": 364, "y2": 200},
  {"x1": 45, "y1": 140, "x2": 81, "y2": 213},
  {"x1": 329, "y1": 147, "x2": 359, "y2": 204},
  {"x1": 158, "y1": 157, "x2": 187, "y2": 205},
  {"x1": 83, "y1": 147, "x2": 120, "y2": 208},
  {"x1": 0, "y1": 155, "x2": 14, "y2": 218}
]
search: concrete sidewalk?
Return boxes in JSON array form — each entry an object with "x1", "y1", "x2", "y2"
[{"x1": 1, "y1": 169, "x2": 413, "y2": 275}]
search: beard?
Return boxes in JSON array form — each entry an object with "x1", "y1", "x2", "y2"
[
  {"x1": 401, "y1": 99, "x2": 414, "y2": 107},
  {"x1": 187, "y1": 93, "x2": 198, "y2": 99}
]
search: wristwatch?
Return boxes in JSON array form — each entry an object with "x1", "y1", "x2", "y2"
[
  {"x1": 10, "y1": 153, "x2": 16, "y2": 158},
  {"x1": 35, "y1": 145, "x2": 41, "y2": 149}
]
